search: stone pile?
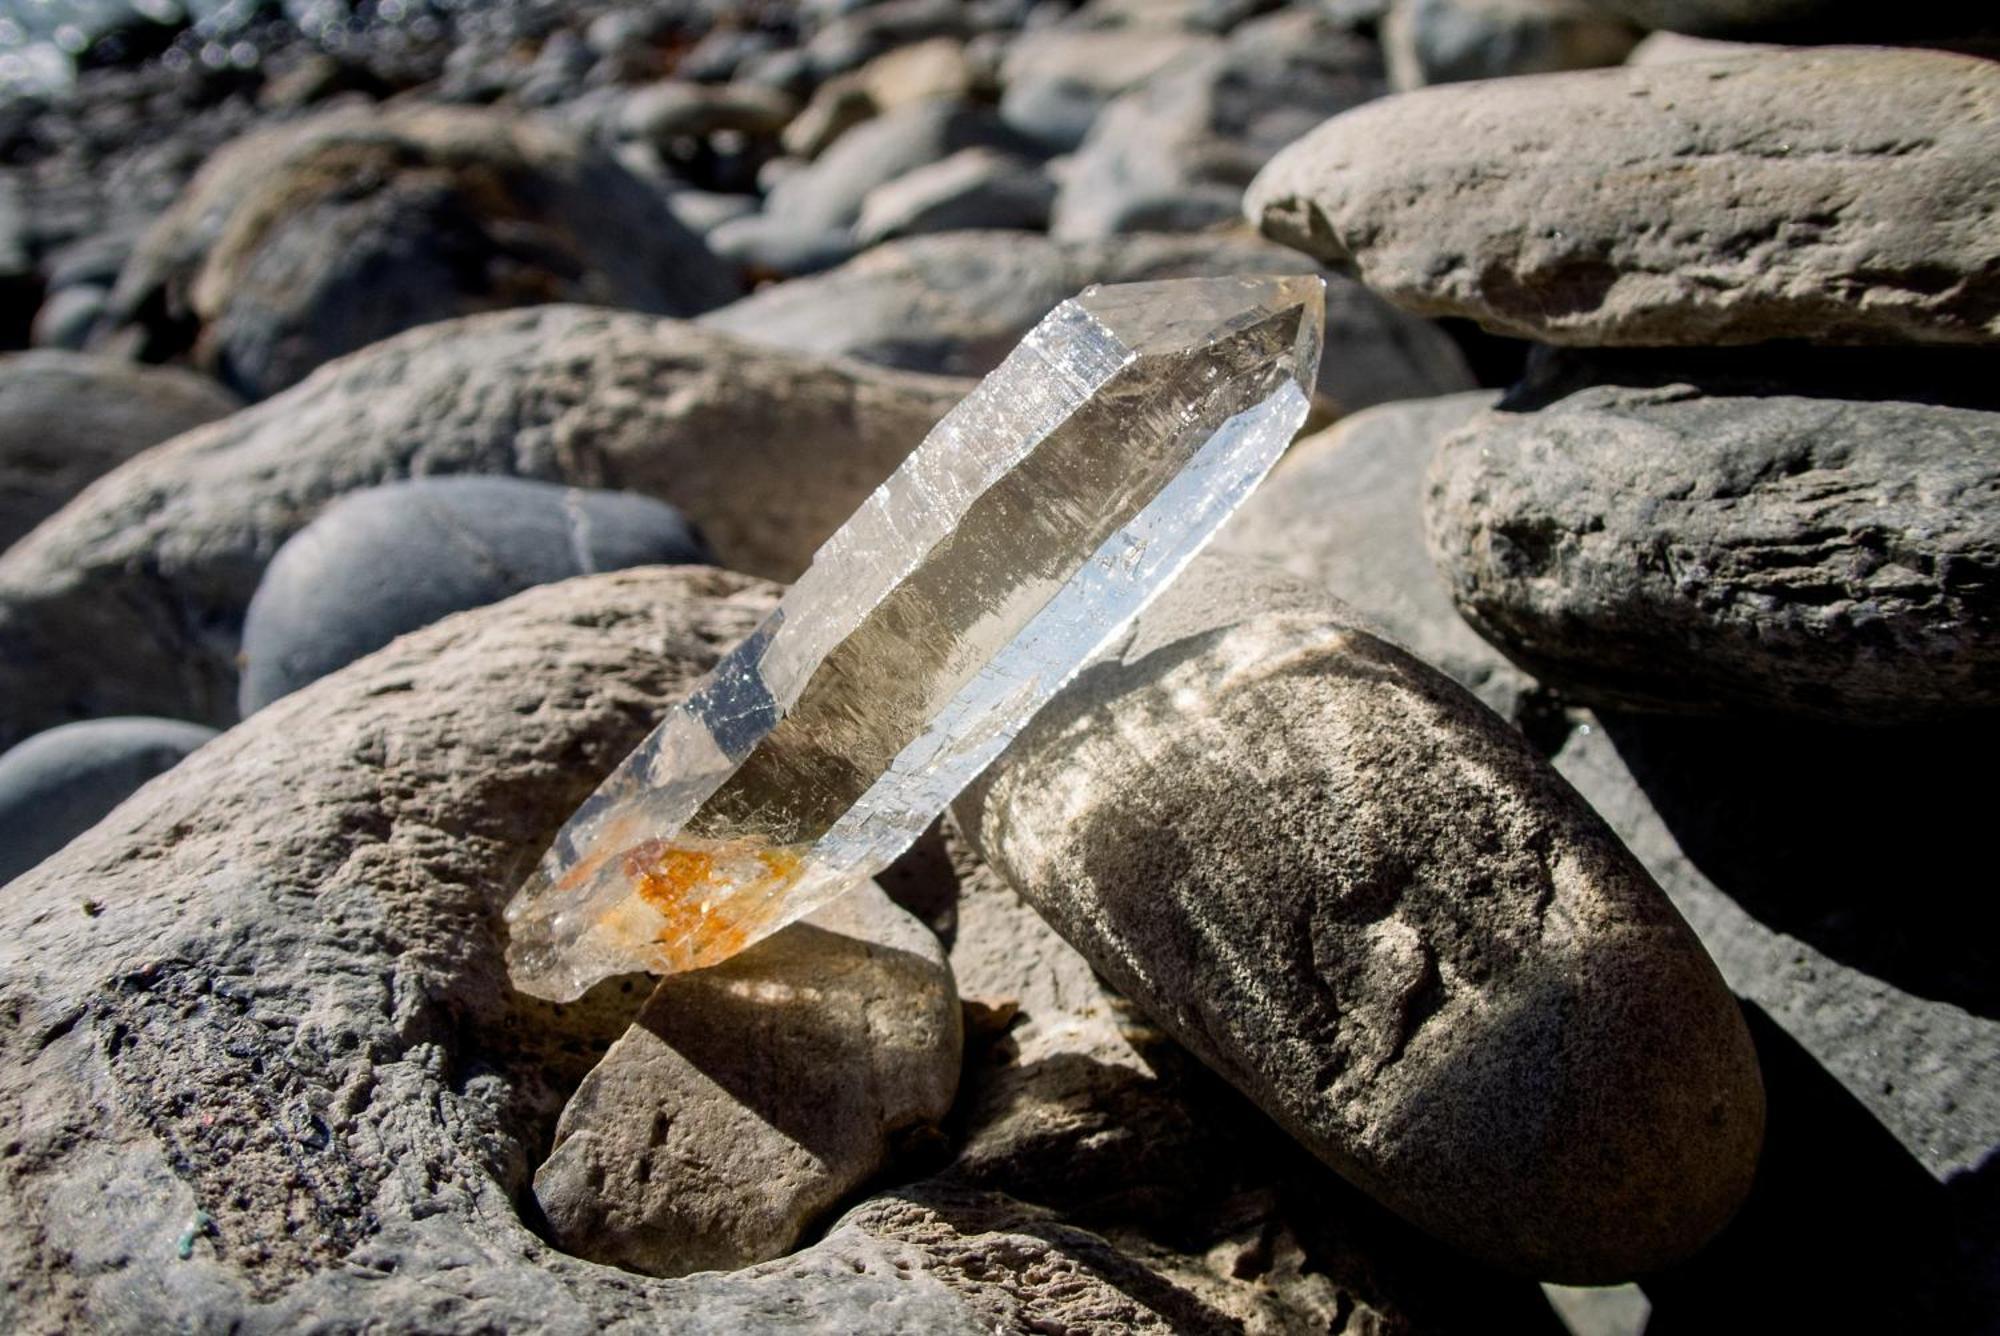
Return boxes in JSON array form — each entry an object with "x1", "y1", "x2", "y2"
[{"x1": 0, "y1": 0, "x2": 1992, "y2": 1332}]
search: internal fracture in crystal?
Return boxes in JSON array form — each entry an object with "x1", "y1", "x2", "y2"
[{"x1": 505, "y1": 274, "x2": 1325, "y2": 1001}]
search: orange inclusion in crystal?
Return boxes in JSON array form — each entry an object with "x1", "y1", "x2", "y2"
[{"x1": 618, "y1": 838, "x2": 806, "y2": 968}]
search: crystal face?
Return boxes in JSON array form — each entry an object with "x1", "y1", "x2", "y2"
[{"x1": 505, "y1": 274, "x2": 1325, "y2": 1001}]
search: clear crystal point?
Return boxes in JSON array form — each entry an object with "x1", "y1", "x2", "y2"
[{"x1": 506, "y1": 274, "x2": 1325, "y2": 1001}]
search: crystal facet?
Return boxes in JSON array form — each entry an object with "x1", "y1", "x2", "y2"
[{"x1": 505, "y1": 275, "x2": 1325, "y2": 1001}]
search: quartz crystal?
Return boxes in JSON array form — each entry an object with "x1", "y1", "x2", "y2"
[{"x1": 506, "y1": 274, "x2": 1325, "y2": 1001}]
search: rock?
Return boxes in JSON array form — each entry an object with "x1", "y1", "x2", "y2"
[
  {"x1": 928, "y1": 822, "x2": 1566, "y2": 1331},
  {"x1": 534, "y1": 882, "x2": 961, "y2": 1277},
  {"x1": 1554, "y1": 713, "x2": 2000, "y2": 1328},
  {"x1": 854, "y1": 36, "x2": 977, "y2": 111},
  {"x1": 700, "y1": 230, "x2": 1474, "y2": 416},
  {"x1": 781, "y1": 79, "x2": 881, "y2": 159},
  {"x1": 1424, "y1": 383, "x2": 2000, "y2": 719},
  {"x1": 1215, "y1": 391, "x2": 1546, "y2": 724},
  {"x1": 1621, "y1": 29, "x2": 1782, "y2": 62},
  {"x1": 0, "y1": 349, "x2": 239, "y2": 551},
  {"x1": 0, "y1": 716, "x2": 215, "y2": 884},
  {"x1": 854, "y1": 149, "x2": 1056, "y2": 244},
  {"x1": 617, "y1": 79, "x2": 797, "y2": 144},
  {"x1": 1051, "y1": 9, "x2": 1385, "y2": 239},
  {"x1": 1065, "y1": 0, "x2": 1275, "y2": 31},
  {"x1": 1247, "y1": 48, "x2": 2000, "y2": 346},
  {"x1": 0, "y1": 305, "x2": 966, "y2": 747},
  {"x1": 1564, "y1": 0, "x2": 1999, "y2": 41},
  {"x1": 664, "y1": 188, "x2": 760, "y2": 236},
  {"x1": 997, "y1": 28, "x2": 1217, "y2": 153},
  {"x1": 954, "y1": 554, "x2": 1765, "y2": 1282},
  {"x1": 1383, "y1": 0, "x2": 1640, "y2": 89},
  {"x1": 803, "y1": 0, "x2": 972, "y2": 77},
  {"x1": 99, "y1": 104, "x2": 741, "y2": 400},
  {"x1": 763, "y1": 97, "x2": 1043, "y2": 237},
  {"x1": 705, "y1": 214, "x2": 861, "y2": 278},
  {"x1": 238, "y1": 478, "x2": 712, "y2": 715},
  {"x1": 27, "y1": 285, "x2": 106, "y2": 351}
]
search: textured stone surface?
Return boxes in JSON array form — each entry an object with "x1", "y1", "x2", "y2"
[
  {"x1": 1384, "y1": 0, "x2": 1639, "y2": 89},
  {"x1": 534, "y1": 881, "x2": 961, "y2": 1277},
  {"x1": 1425, "y1": 384, "x2": 2000, "y2": 719},
  {"x1": 702, "y1": 230, "x2": 1473, "y2": 416},
  {"x1": 0, "y1": 716, "x2": 216, "y2": 885},
  {"x1": 0, "y1": 305, "x2": 966, "y2": 748},
  {"x1": 928, "y1": 822, "x2": 1565, "y2": 1332},
  {"x1": 0, "y1": 567, "x2": 1544, "y2": 1333},
  {"x1": 955, "y1": 555, "x2": 1764, "y2": 1282},
  {"x1": 0, "y1": 350, "x2": 238, "y2": 551},
  {"x1": 1555, "y1": 714, "x2": 1999, "y2": 1329},
  {"x1": 1052, "y1": 9, "x2": 1385, "y2": 239},
  {"x1": 99, "y1": 104, "x2": 739, "y2": 399},
  {"x1": 238, "y1": 477, "x2": 711, "y2": 714},
  {"x1": 1215, "y1": 391, "x2": 1544, "y2": 724},
  {"x1": 1247, "y1": 48, "x2": 2000, "y2": 346}
]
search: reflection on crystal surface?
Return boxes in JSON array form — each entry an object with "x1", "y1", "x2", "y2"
[{"x1": 505, "y1": 275, "x2": 1326, "y2": 1001}]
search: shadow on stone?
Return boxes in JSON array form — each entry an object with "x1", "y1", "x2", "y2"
[{"x1": 1599, "y1": 711, "x2": 2000, "y2": 1019}]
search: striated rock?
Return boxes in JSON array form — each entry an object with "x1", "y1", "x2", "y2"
[
  {"x1": 99, "y1": 104, "x2": 740, "y2": 399},
  {"x1": 238, "y1": 477, "x2": 712, "y2": 715},
  {"x1": 701, "y1": 230, "x2": 1474, "y2": 415},
  {"x1": 0, "y1": 306, "x2": 966, "y2": 747},
  {"x1": 1247, "y1": 48, "x2": 2000, "y2": 346},
  {"x1": 955, "y1": 555, "x2": 1764, "y2": 1281},
  {"x1": 1384, "y1": 0, "x2": 1640, "y2": 89},
  {"x1": 0, "y1": 350, "x2": 238, "y2": 551},
  {"x1": 1052, "y1": 8, "x2": 1385, "y2": 239},
  {"x1": 1555, "y1": 713, "x2": 2000, "y2": 1328},
  {"x1": 0, "y1": 716, "x2": 216, "y2": 885},
  {"x1": 1215, "y1": 391, "x2": 1543, "y2": 723},
  {"x1": 854, "y1": 148, "x2": 1056, "y2": 244},
  {"x1": 1424, "y1": 384, "x2": 2000, "y2": 719},
  {"x1": 931, "y1": 822, "x2": 1566, "y2": 1331},
  {"x1": 534, "y1": 882, "x2": 961, "y2": 1277}
]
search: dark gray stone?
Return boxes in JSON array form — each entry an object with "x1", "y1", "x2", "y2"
[
  {"x1": 0, "y1": 716, "x2": 216, "y2": 885},
  {"x1": 101, "y1": 104, "x2": 741, "y2": 400},
  {"x1": 1248, "y1": 47, "x2": 2000, "y2": 347},
  {"x1": 1425, "y1": 384, "x2": 2000, "y2": 719},
  {"x1": 237, "y1": 478, "x2": 711, "y2": 715},
  {"x1": 0, "y1": 349, "x2": 239, "y2": 551},
  {"x1": 1052, "y1": 9, "x2": 1384, "y2": 239},
  {"x1": 0, "y1": 306, "x2": 967, "y2": 749},
  {"x1": 955, "y1": 554, "x2": 1765, "y2": 1282},
  {"x1": 1383, "y1": 0, "x2": 1640, "y2": 88},
  {"x1": 27, "y1": 285, "x2": 106, "y2": 352},
  {"x1": 701, "y1": 230, "x2": 1474, "y2": 416},
  {"x1": 1215, "y1": 391, "x2": 1545, "y2": 724},
  {"x1": 996, "y1": 28, "x2": 1216, "y2": 152}
]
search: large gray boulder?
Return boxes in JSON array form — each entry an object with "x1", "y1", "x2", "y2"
[
  {"x1": 1247, "y1": 47, "x2": 2000, "y2": 346},
  {"x1": 1052, "y1": 8, "x2": 1385, "y2": 239},
  {"x1": 956, "y1": 555, "x2": 1764, "y2": 1282},
  {"x1": 0, "y1": 306, "x2": 966, "y2": 748},
  {"x1": 1424, "y1": 384, "x2": 2000, "y2": 719},
  {"x1": 0, "y1": 351, "x2": 238, "y2": 551},
  {"x1": 701, "y1": 230, "x2": 1474, "y2": 417},
  {"x1": 534, "y1": 882, "x2": 962, "y2": 1278},
  {"x1": 99, "y1": 104, "x2": 741, "y2": 400},
  {"x1": 1214, "y1": 391, "x2": 1543, "y2": 724},
  {"x1": 0, "y1": 716, "x2": 216, "y2": 885},
  {"x1": 237, "y1": 477, "x2": 712, "y2": 714}
]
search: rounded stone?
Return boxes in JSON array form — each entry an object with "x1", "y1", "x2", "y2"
[
  {"x1": 238, "y1": 478, "x2": 711, "y2": 715},
  {"x1": 0, "y1": 716, "x2": 216, "y2": 884},
  {"x1": 0, "y1": 350, "x2": 240, "y2": 552},
  {"x1": 101, "y1": 103, "x2": 741, "y2": 400},
  {"x1": 955, "y1": 554, "x2": 1765, "y2": 1282},
  {"x1": 1424, "y1": 383, "x2": 2000, "y2": 720},
  {"x1": 1246, "y1": 47, "x2": 2000, "y2": 346},
  {"x1": 0, "y1": 306, "x2": 966, "y2": 749}
]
